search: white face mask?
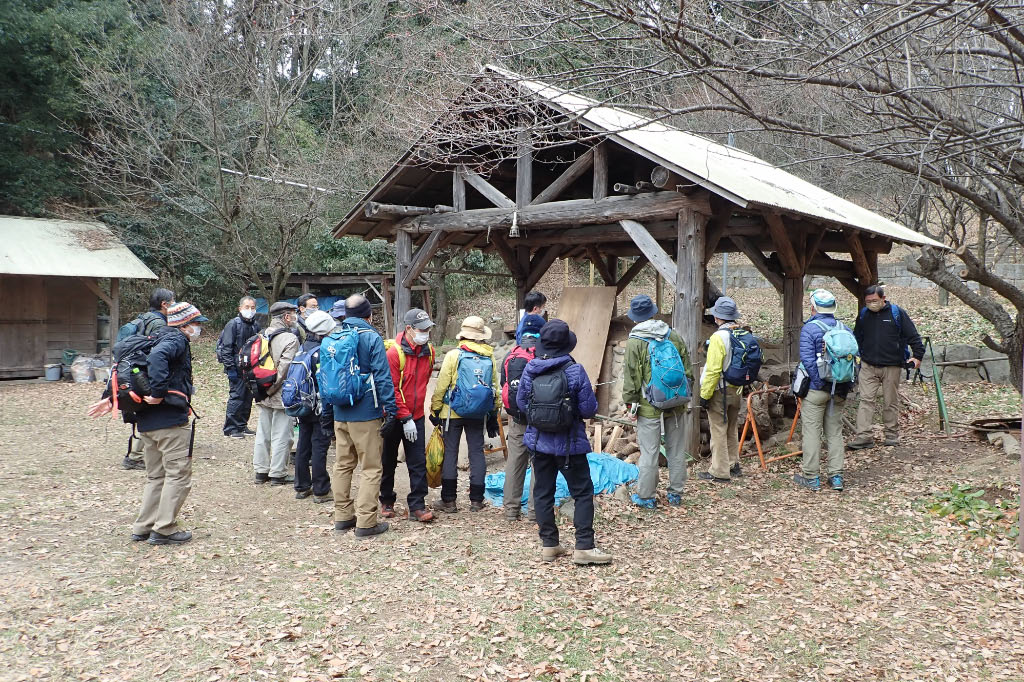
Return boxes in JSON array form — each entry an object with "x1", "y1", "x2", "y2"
[
  {"x1": 412, "y1": 331, "x2": 430, "y2": 345},
  {"x1": 184, "y1": 325, "x2": 201, "y2": 341},
  {"x1": 240, "y1": 308, "x2": 255, "y2": 320}
]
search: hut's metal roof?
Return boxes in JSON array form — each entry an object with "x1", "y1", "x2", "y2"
[
  {"x1": 0, "y1": 216, "x2": 157, "y2": 279},
  {"x1": 483, "y1": 65, "x2": 944, "y2": 249}
]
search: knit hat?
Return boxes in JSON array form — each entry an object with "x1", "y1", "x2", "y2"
[
  {"x1": 304, "y1": 310, "x2": 335, "y2": 336},
  {"x1": 536, "y1": 319, "x2": 577, "y2": 358},
  {"x1": 627, "y1": 294, "x2": 658, "y2": 323},
  {"x1": 457, "y1": 316, "x2": 492, "y2": 341},
  {"x1": 346, "y1": 297, "x2": 372, "y2": 320},
  {"x1": 166, "y1": 302, "x2": 207, "y2": 327},
  {"x1": 709, "y1": 296, "x2": 741, "y2": 321},
  {"x1": 809, "y1": 288, "x2": 837, "y2": 314}
]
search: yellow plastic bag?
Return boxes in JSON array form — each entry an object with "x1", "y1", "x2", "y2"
[{"x1": 426, "y1": 426, "x2": 444, "y2": 489}]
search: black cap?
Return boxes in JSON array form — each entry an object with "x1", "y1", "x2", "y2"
[{"x1": 536, "y1": 319, "x2": 577, "y2": 358}]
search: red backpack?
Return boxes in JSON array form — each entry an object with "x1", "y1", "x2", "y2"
[
  {"x1": 237, "y1": 329, "x2": 288, "y2": 402},
  {"x1": 501, "y1": 343, "x2": 536, "y2": 419}
]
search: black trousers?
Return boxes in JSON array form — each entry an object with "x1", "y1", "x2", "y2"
[
  {"x1": 441, "y1": 418, "x2": 486, "y2": 502},
  {"x1": 380, "y1": 417, "x2": 428, "y2": 512},
  {"x1": 294, "y1": 417, "x2": 331, "y2": 495},
  {"x1": 531, "y1": 450, "x2": 595, "y2": 550},
  {"x1": 223, "y1": 374, "x2": 254, "y2": 435}
]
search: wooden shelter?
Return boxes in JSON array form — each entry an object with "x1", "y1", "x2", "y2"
[
  {"x1": 0, "y1": 216, "x2": 156, "y2": 378},
  {"x1": 333, "y1": 66, "x2": 944, "y2": 451}
]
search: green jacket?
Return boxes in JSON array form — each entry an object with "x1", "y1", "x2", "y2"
[{"x1": 622, "y1": 319, "x2": 694, "y2": 420}]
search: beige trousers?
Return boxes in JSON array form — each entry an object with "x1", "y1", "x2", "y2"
[
  {"x1": 502, "y1": 418, "x2": 535, "y2": 516},
  {"x1": 800, "y1": 389, "x2": 845, "y2": 478},
  {"x1": 855, "y1": 363, "x2": 901, "y2": 440},
  {"x1": 333, "y1": 419, "x2": 383, "y2": 529},
  {"x1": 707, "y1": 388, "x2": 742, "y2": 479},
  {"x1": 133, "y1": 423, "x2": 193, "y2": 536},
  {"x1": 253, "y1": 405, "x2": 293, "y2": 478}
]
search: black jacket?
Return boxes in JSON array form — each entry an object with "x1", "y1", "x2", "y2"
[
  {"x1": 104, "y1": 327, "x2": 194, "y2": 433},
  {"x1": 217, "y1": 315, "x2": 261, "y2": 371},
  {"x1": 853, "y1": 302, "x2": 925, "y2": 367}
]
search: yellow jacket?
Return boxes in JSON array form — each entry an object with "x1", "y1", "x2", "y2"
[
  {"x1": 430, "y1": 341, "x2": 501, "y2": 419},
  {"x1": 700, "y1": 324, "x2": 744, "y2": 400}
]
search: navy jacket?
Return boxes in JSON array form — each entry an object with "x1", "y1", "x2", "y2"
[
  {"x1": 516, "y1": 354, "x2": 597, "y2": 456},
  {"x1": 329, "y1": 317, "x2": 397, "y2": 423},
  {"x1": 854, "y1": 303, "x2": 924, "y2": 367},
  {"x1": 799, "y1": 313, "x2": 853, "y2": 395},
  {"x1": 105, "y1": 327, "x2": 194, "y2": 432},
  {"x1": 217, "y1": 315, "x2": 261, "y2": 373}
]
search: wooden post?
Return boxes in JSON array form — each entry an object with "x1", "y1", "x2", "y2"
[
  {"x1": 592, "y1": 143, "x2": 608, "y2": 200},
  {"x1": 382, "y1": 277, "x2": 394, "y2": 338},
  {"x1": 655, "y1": 274, "x2": 663, "y2": 311},
  {"x1": 515, "y1": 246, "x2": 529, "y2": 319},
  {"x1": 301, "y1": 281, "x2": 310, "y2": 295},
  {"x1": 109, "y1": 277, "x2": 119, "y2": 356},
  {"x1": 783, "y1": 277, "x2": 803, "y2": 364},
  {"x1": 673, "y1": 209, "x2": 707, "y2": 458},
  {"x1": 394, "y1": 230, "x2": 413, "y2": 332}
]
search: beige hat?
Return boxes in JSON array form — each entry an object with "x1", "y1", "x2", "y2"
[{"x1": 457, "y1": 315, "x2": 492, "y2": 341}]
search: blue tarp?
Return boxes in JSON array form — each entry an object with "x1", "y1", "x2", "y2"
[
  {"x1": 484, "y1": 452, "x2": 639, "y2": 508},
  {"x1": 253, "y1": 296, "x2": 345, "y2": 315}
]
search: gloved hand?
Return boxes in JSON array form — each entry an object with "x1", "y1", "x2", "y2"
[
  {"x1": 699, "y1": 397, "x2": 709, "y2": 409},
  {"x1": 627, "y1": 403, "x2": 638, "y2": 421},
  {"x1": 429, "y1": 412, "x2": 440, "y2": 427},
  {"x1": 486, "y1": 413, "x2": 499, "y2": 439},
  {"x1": 379, "y1": 413, "x2": 398, "y2": 437},
  {"x1": 402, "y1": 418, "x2": 417, "y2": 442}
]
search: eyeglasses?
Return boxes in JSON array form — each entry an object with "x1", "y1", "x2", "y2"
[{"x1": 306, "y1": 305, "x2": 319, "y2": 311}]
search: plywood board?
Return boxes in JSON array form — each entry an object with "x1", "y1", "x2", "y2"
[{"x1": 555, "y1": 286, "x2": 617, "y2": 388}]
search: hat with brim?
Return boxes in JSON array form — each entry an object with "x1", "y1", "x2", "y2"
[
  {"x1": 536, "y1": 319, "x2": 577, "y2": 358},
  {"x1": 627, "y1": 294, "x2": 658, "y2": 323},
  {"x1": 810, "y1": 288, "x2": 838, "y2": 313},
  {"x1": 269, "y1": 301, "x2": 298, "y2": 316},
  {"x1": 457, "y1": 316, "x2": 492, "y2": 341},
  {"x1": 329, "y1": 300, "x2": 346, "y2": 319},
  {"x1": 166, "y1": 302, "x2": 207, "y2": 327},
  {"x1": 709, "y1": 296, "x2": 741, "y2": 321}
]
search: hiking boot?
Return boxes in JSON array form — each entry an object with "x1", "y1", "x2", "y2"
[
  {"x1": 573, "y1": 548, "x2": 613, "y2": 565},
  {"x1": 254, "y1": 472, "x2": 270, "y2": 484},
  {"x1": 631, "y1": 493, "x2": 656, "y2": 509},
  {"x1": 793, "y1": 474, "x2": 821, "y2": 491},
  {"x1": 148, "y1": 530, "x2": 192, "y2": 545},
  {"x1": 242, "y1": 427, "x2": 257, "y2": 436},
  {"x1": 295, "y1": 489, "x2": 312, "y2": 500},
  {"x1": 541, "y1": 545, "x2": 567, "y2": 562},
  {"x1": 730, "y1": 463, "x2": 743, "y2": 478},
  {"x1": 698, "y1": 471, "x2": 730, "y2": 483},
  {"x1": 122, "y1": 456, "x2": 145, "y2": 471},
  {"x1": 410, "y1": 509, "x2": 434, "y2": 523},
  {"x1": 269, "y1": 476, "x2": 293, "y2": 486},
  {"x1": 469, "y1": 500, "x2": 485, "y2": 512},
  {"x1": 846, "y1": 437, "x2": 873, "y2": 451},
  {"x1": 883, "y1": 435, "x2": 900, "y2": 447},
  {"x1": 334, "y1": 519, "x2": 356, "y2": 533},
  {"x1": 313, "y1": 492, "x2": 334, "y2": 504},
  {"x1": 130, "y1": 532, "x2": 149, "y2": 542},
  {"x1": 433, "y1": 499, "x2": 458, "y2": 513},
  {"x1": 504, "y1": 509, "x2": 520, "y2": 521},
  {"x1": 526, "y1": 509, "x2": 536, "y2": 522},
  {"x1": 354, "y1": 522, "x2": 389, "y2": 539},
  {"x1": 226, "y1": 431, "x2": 244, "y2": 439},
  {"x1": 380, "y1": 503, "x2": 396, "y2": 518},
  {"x1": 830, "y1": 475, "x2": 844, "y2": 491},
  {"x1": 666, "y1": 493, "x2": 683, "y2": 507}
]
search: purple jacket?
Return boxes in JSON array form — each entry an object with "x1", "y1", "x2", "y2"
[{"x1": 515, "y1": 355, "x2": 598, "y2": 456}]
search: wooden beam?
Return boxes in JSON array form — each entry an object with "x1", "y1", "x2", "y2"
[
  {"x1": 673, "y1": 208, "x2": 707, "y2": 459},
  {"x1": 461, "y1": 166, "x2": 516, "y2": 209},
  {"x1": 394, "y1": 231, "x2": 413, "y2": 331},
  {"x1": 489, "y1": 234, "x2": 524, "y2": 280},
  {"x1": 728, "y1": 236, "x2": 784, "y2": 292},
  {"x1": 382, "y1": 277, "x2": 393, "y2": 338},
  {"x1": 516, "y1": 132, "x2": 532, "y2": 209},
  {"x1": 365, "y1": 202, "x2": 450, "y2": 218},
  {"x1": 79, "y1": 277, "x2": 112, "y2": 308},
  {"x1": 524, "y1": 245, "x2": 564, "y2": 292},
  {"x1": 593, "y1": 143, "x2": 608, "y2": 200},
  {"x1": 838, "y1": 276, "x2": 865, "y2": 301},
  {"x1": 363, "y1": 219, "x2": 395, "y2": 242},
  {"x1": 782, "y1": 277, "x2": 803, "y2": 363},
  {"x1": 845, "y1": 230, "x2": 873, "y2": 283},
  {"x1": 437, "y1": 231, "x2": 462, "y2": 251},
  {"x1": 589, "y1": 247, "x2": 616, "y2": 285},
  {"x1": 530, "y1": 148, "x2": 594, "y2": 205},
  {"x1": 619, "y1": 219, "x2": 678, "y2": 284},
  {"x1": 764, "y1": 212, "x2": 802, "y2": 275},
  {"x1": 460, "y1": 232, "x2": 485, "y2": 253},
  {"x1": 615, "y1": 257, "x2": 648, "y2": 294},
  {"x1": 402, "y1": 229, "x2": 445, "y2": 288},
  {"x1": 802, "y1": 228, "x2": 827, "y2": 272},
  {"x1": 453, "y1": 169, "x2": 466, "y2": 212}
]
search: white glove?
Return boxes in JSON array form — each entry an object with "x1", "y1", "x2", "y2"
[{"x1": 402, "y1": 419, "x2": 418, "y2": 442}]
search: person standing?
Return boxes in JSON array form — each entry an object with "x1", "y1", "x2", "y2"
[
  {"x1": 500, "y1": 313, "x2": 545, "y2": 521},
  {"x1": 217, "y1": 295, "x2": 260, "y2": 438},
  {"x1": 851, "y1": 285, "x2": 924, "y2": 448},
  {"x1": 379, "y1": 308, "x2": 436, "y2": 523},
  {"x1": 516, "y1": 319, "x2": 611, "y2": 565},
  {"x1": 797, "y1": 289, "x2": 855, "y2": 492},
  {"x1": 325, "y1": 294, "x2": 397, "y2": 538},
  {"x1": 252, "y1": 301, "x2": 301, "y2": 485},
  {"x1": 295, "y1": 293, "x2": 319, "y2": 343},
  {"x1": 515, "y1": 291, "x2": 547, "y2": 342},
  {"x1": 698, "y1": 297, "x2": 747, "y2": 483},
  {"x1": 88, "y1": 302, "x2": 207, "y2": 545},
  {"x1": 621, "y1": 295, "x2": 693, "y2": 508},
  {"x1": 293, "y1": 310, "x2": 336, "y2": 503},
  {"x1": 430, "y1": 316, "x2": 501, "y2": 513}
]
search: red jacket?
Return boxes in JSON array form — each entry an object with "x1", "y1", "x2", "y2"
[{"x1": 387, "y1": 332, "x2": 434, "y2": 420}]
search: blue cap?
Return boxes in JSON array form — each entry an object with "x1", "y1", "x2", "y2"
[
  {"x1": 329, "y1": 300, "x2": 346, "y2": 319},
  {"x1": 520, "y1": 314, "x2": 545, "y2": 336},
  {"x1": 627, "y1": 294, "x2": 658, "y2": 323},
  {"x1": 709, "y1": 296, "x2": 740, "y2": 320},
  {"x1": 810, "y1": 288, "x2": 837, "y2": 312}
]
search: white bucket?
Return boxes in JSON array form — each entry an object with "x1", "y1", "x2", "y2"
[{"x1": 44, "y1": 364, "x2": 62, "y2": 381}]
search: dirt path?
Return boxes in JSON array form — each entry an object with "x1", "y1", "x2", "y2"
[{"x1": 1, "y1": 346, "x2": 1021, "y2": 681}]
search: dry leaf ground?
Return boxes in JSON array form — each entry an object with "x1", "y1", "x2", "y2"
[{"x1": 0, "y1": 339, "x2": 1021, "y2": 682}]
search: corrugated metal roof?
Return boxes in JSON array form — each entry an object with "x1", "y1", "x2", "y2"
[
  {"x1": 0, "y1": 216, "x2": 158, "y2": 279},
  {"x1": 484, "y1": 65, "x2": 945, "y2": 249}
]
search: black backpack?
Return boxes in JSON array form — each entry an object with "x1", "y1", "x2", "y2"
[
  {"x1": 111, "y1": 332, "x2": 163, "y2": 415},
  {"x1": 527, "y1": 364, "x2": 576, "y2": 432}
]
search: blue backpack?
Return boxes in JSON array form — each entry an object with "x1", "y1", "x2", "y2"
[
  {"x1": 859, "y1": 303, "x2": 911, "y2": 363},
  {"x1": 722, "y1": 328, "x2": 762, "y2": 386},
  {"x1": 318, "y1": 327, "x2": 374, "y2": 408},
  {"x1": 631, "y1": 334, "x2": 689, "y2": 410},
  {"x1": 812, "y1": 319, "x2": 860, "y2": 390},
  {"x1": 446, "y1": 350, "x2": 495, "y2": 419},
  {"x1": 281, "y1": 346, "x2": 319, "y2": 417}
]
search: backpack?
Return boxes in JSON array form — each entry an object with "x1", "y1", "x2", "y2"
[
  {"x1": 526, "y1": 364, "x2": 576, "y2": 432},
  {"x1": 110, "y1": 333, "x2": 162, "y2": 415},
  {"x1": 318, "y1": 326, "x2": 375, "y2": 407},
  {"x1": 445, "y1": 350, "x2": 494, "y2": 420},
  {"x1": 384, "y1": 338, "x2": 435, "y2": 407},
  {"x1": 502, "y1": 344, "x2": 536, "y2": 419},
  {"x1": 116, "y1": 311, "x2": 163, "y2": 343},
  {"x1": 721, "y1": 328, "x2": 763, "y2": 387},
  {"x1": 237, "y1": 328, "x2": 289, "y2": 403},
  {"x1": 812, "y1": 319, "x2": 860, "y2": 389},
  {"x1": 281, "y1": 346, "x2": 319, "y2": 417},
  {"x1": 630, "y1": 334, "x2": 689, "y2": 410},
  {"x1": 858, "y1": 303, "x2": 911, "y2": 363}
]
